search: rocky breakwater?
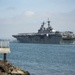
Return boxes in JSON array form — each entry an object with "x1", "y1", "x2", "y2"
[
  {"x1": 0, "y1": 60, "x2": 30, "y2": 75},
  {"x1": 0, "y1": 40, "x2": 30, "y2": 75}
]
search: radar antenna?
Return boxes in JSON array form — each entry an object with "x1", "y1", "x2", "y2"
[
  {"x1": 41, "y1": 21, "x2": 45, "y2": 28},
  {"x1": 42, "y1": 21, "x2": 45, "y2": 26}
]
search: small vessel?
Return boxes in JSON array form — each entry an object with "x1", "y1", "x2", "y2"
[
  {"x1": 12, "y1": 19, "x2": 75, "y2": 44},
  {"x1": 61, "y1": 31, "x2": 75, "y2": 44}
]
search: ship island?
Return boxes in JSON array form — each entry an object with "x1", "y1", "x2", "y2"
[{"x1": 12, "y1": 19, "x2": 75, "y2": 44}]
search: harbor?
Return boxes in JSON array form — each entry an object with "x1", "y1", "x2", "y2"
[{"x1": 0, "y1": 0, "x2": 75, "y2": 75}]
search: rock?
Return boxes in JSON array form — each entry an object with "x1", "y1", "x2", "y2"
[{"x1": 0, "y1": 60, "x2": 30, "y2": 75}]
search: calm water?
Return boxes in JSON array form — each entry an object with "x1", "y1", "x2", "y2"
[{"x1": 1, "y1": 43, "x2": 75, "y2": 75}]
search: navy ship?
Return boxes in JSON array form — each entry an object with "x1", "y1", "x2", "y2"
[{"x1": 12, "y1": 19, "x2": 75, "y2": 44}]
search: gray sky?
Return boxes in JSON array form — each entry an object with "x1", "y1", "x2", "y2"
[{"x1": 0, "y1": 0, "x2": 75, "y2": 39}]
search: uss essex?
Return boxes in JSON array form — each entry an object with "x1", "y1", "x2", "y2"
[{"x1": 12, "y1": 19, "x2": 75, "y2": 44}]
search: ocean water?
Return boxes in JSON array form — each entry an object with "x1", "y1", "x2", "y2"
[{"x1": 1, "y1": 43, "x2": 75, "y2": 75}]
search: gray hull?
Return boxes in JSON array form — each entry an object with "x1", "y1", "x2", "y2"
[{"x1": 13, "y1": 34, "x2": 62, "y2": 44}]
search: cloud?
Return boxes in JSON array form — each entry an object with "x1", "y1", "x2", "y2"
[
  {"x1": 24, "y1": 11, "x2": 35, "y2": 17},
  {"x1": 0, "y1": 7, "x2": 17, "y2": 13},
  {"x1": 6, "y1": 7, "x2": 17, "y2": 11},
  {"x1": 0, "y1": 9, "x2": 75, "y2": 39}
]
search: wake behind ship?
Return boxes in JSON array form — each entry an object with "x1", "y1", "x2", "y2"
[{"x1": 12, "y1": 19, "x2": 75, "y2": 44}]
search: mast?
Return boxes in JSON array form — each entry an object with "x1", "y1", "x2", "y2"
[
  {"x1": 47, "y1": 18, "x2": 53, "y2": 31},
  {"x1": 47, "y1": 18, "x2": 50, "y2": 28},
  {"x1": 41, "y1": 21, "x2": 45, "y2": 30},
  {"x1": 42, "y1": 21, "x2": 45, "y2": 27}
]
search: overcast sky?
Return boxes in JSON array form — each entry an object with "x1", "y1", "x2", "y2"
[{"x1": 0, "y1": 0, "x2": 75, "y2": 39}]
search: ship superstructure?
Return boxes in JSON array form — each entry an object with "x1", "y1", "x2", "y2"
[{"x1": 12, "y1": 19, "x2": 75, "y2": 44}]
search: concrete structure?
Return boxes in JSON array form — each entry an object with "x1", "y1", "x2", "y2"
[{"x1": 0, "y1": 40, "x2": 10, "y2": 61}]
